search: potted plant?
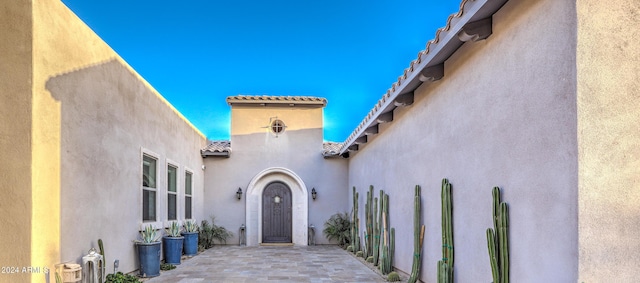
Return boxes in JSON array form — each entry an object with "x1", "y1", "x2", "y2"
[
  {"x1": 135, "y1": 224, "x2": 161, "y2": 278},
  {"x1": 182, "y1": 219, "x2": 199, "y2": 256},
  {"x1": 163, "y1": 221, "x2": 184, "y2": 265}
]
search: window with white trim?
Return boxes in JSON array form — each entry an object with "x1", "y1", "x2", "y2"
[
  {"x1": 167, "y1": 164, "x2": 178, "y2": 221},
  {"x1": 142, "y1": 154, "x2": 157, "y2": 222},
  {"x1": 185, "y1": 171, "x2": 193, "y2": 219}
]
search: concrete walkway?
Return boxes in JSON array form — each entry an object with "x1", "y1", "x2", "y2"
[{"x1": 145, "y1": 245, "x2": 387, "y2": 283}]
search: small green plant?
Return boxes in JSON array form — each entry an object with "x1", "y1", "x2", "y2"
[
  {"x1": 387, "y1": 271, "x2": 401, "y2": 282},
  {"x1": 165, "y1": 221, "x2": 182, "y2": 237},
  {"x1": 138, "y1": 224, "x2": 160, "y2": 243},
  {"x1": 323, "y1": 212, "x2": 351, "y2": 248},
  {"x1": 183, "y1": 219, "x2": 198, "y2": 233},
  {"x1": 105, "y1": 272, "x2": 141, "y2": 283},
  {"x1": 198, "y1": 216, "x2": 233, "y2": 249},
  {"x1": 356, "y1": 251, "x2": 364, "y2": 258},
  {"x1": 160, "y1": 263, "x2": 176, "y2": 271},
  {"x1": 366, "y1": 256, "x2": 374, "y2": 263}
]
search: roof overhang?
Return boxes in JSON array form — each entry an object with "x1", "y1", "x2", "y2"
[
  {"x1": 339, "y1": 0, "x2": 508, "y2": 156},
  {"x1": 227, "y1": 95, "x2": 328, "y2": 108}
]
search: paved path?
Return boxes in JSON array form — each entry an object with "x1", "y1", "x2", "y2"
[{"x1": 145, "y1": 245, "x2": 387, "y2": 283}]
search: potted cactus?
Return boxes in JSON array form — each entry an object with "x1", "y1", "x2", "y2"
[
  {"x1": 135, "y1": 224, "x2": 161, "y2": 278},
  {"x1": 182, "y1": 219, "x2": 199, "y2": 256},
  {"x1": 163, "y1": 221, "x2": 184, "y2": 265}
]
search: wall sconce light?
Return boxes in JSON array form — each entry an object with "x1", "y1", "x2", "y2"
[
  {"x1": 311, "y1": 188, "x2": 317, "y2": 200},
  {"x1": 236, "y1": 187, "x2": 242, "y2": 200}
]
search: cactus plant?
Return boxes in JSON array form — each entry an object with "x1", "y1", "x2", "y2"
[
  {"x1": 408, "y1": 185, "x2": 424, "y2": 283},
  {"x1": 379, "y1": 192, "x2": 394, "y2": 275},
  {"x1": 350, "y1": 187, "x2": 361, "y2": 254},
  {"x1": 365, "y1": 186, "x2": 374, "y2": 258},
  {"x1": 373, "y1": 195, "x2": 380, "y2": 266},
  {"x1": 387, "y1": 271, "x2": 401, "y2": 282},
  {"x1": 487, "y1": 186, "x2": 509, "y2": 283},
  {"x1": 438, "y1": 178, "x2": 454, "y2": 283}
]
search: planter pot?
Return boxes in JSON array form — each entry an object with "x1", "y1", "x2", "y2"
[
  {"x1": 163, "y1": 236, "x2": 184, "y2": 265},
  {"x1": 182, "y1": 232, "x2": 199, "y2": 256},
  {"x1": 136, "y1": 242, "x2": 161, "y2": 278}
]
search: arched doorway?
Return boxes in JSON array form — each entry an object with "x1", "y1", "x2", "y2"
[
  {"x1": 245, "y1": 167, "x2": 308, "y2": 246},
  {"x1": 262, "y1": 182, "x2": 292, "y2": 243}
]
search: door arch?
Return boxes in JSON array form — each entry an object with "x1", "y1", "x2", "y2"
[
  {"x1": 262, "y1": 182, "x2": 292, "y2": 243},
  {"x1": 245, "y1": 167, "x2": 309, "y2": 246}
]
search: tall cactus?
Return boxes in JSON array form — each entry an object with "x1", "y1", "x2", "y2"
[
  {"x1": 373, "y1": 195, "x2": 380, "y2": 266},
  {"x1": 379, "y1": 192, "x2": 393, "y2": 275},
  {"x1": 351, "y1": 187, "x2": 360, "y2": 253},
  {"x1": 438, "y1": 178, "x2": 454, "y2": 283},
  {"x1": 365, "y1": 185, "x2": 374, "y2": 258},
  {"x1": 408, "y1": 185, "x2": 424, "y2": 283},
  {"x1": 487, "y1": 186, "x2": 509, "y2": 283}
]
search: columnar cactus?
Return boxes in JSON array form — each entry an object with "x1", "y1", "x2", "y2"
[
  {"x1": 351, "y1": 187, "x2": 360, "y2": 253},
  {"x1": 365, "y1": 185, "x2": 374, "y2": 258},
  {"x1": 408, "y1": 185, "x2": 424, "y2": 283},
  {"x1": 379, "y1": 192, "x2": 393, "y2": 275},
  {"x1": 438, "y1": 179, "x2": 454, "y2": 283},
  {"x1": 487, "y1": 186, "x2": 509, "y2": 283},
  {"x1": 373, "y1": 195, "x2": 380, "y2": 266}
]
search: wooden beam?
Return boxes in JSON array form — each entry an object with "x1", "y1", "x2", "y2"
[
  {"x1": 419, "y1": 63, "x2": 445, "y2": 82},
  {"x1": 377, "y1": 112, "x2": 393, "y2": 123},
  {"x1": 364, "y1": 125, "x2": 379, "y2": 136},
  {"x1": 458, "y1": 17, "x2": 492, "y2": 42},
  {"x1": 394, "y1": 92, "x2": 414, "y2": 107}
]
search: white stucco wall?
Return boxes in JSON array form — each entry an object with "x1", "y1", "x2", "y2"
[
  {"x1": 46, "y1": 60, "x2": 207, "y2": 274},
  {"x1": 204, "y1": 105, "x2": 349, "y2": 246},
  {"x1": 348, "y1": 0, "x2": 578, "y2": 281}
]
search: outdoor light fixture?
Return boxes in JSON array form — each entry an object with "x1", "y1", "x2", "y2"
[
  {"x1": 236, "y1": 187, "x2": 242, "y2": 200},
  {"x1": 311, "y1": 188, "x2": 317, "y2": 200}
]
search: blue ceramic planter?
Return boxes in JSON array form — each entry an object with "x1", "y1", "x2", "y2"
[
  {"x1": 182, "y1": 232, "x2": 199, "y2": 256},
  {"x1": 136, "y1": 241, "x2": 161, "y2": 278},
  {"x1": 163, "y1": 236, "x2": 184, "y2": 265}
]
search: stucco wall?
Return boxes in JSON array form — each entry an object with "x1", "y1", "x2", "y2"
[
  {"x1": 348, "y1": 0, "x2": 578, "y2": 281},
  {"x1": 576, "y1": 0, "x2": 640, "y2": 281},
  {"x1": 28, "y1": 0, "x2": 207, "y2": 277},
  {"x1": 204, "y1": 105, "x2": 349, "y2": 246},
  {"x1": 0, "y1": 1, "x2": 33, "y2": 282}
]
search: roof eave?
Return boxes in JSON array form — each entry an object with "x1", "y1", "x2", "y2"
[{"x1": 338, "y1": 0, "x2": 508, "y2": 156}]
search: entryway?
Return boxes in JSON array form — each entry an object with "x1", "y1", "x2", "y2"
[{"x1": 262, "y1": 181, "x2": 292, "y2": 243}]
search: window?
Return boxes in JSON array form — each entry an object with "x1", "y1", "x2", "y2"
[
  {"x1": 167, "y1": 164, "x2": 178, "y2": 221},
  {"x1": 142, "y1": 154, "x2": 157, "y2": 221},
  {"x1": 271, "y1": 119, "x2": 285, "y2": 134},
  {"x1": 185, "y1": 171, "x2": 193, "y2": 219}
]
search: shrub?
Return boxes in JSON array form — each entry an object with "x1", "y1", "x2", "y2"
[
  {"x1": 323, "y1": 212, "x2": 351, "y2": 248},
  {"x1": 198, "y1": 216, "x2": 234, "y2": 249},
  {"x1": 105, "y1": 272, "x2": 141, "y2": 283}
]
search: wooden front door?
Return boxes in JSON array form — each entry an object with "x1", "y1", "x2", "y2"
[{"x1": 262, "y1": 182, "x2": 292, "y2": 243}]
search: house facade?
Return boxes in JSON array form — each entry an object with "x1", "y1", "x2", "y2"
[{"x1": 1, "y1": 0, "x2": 639, "y2": 282}]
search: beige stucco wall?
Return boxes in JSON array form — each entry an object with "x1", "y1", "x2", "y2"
[
  {"x1": 0, "y1": 0, "x2": 207, "y2": 280},
  {"x1": 348, "y1": 0, "x2": 578, "y2": 281},
  {"x1": 576, "y1": 0, "x2": 640, "y2": 281},
  {"x1": 204, "y1": 104, "x2": 349, "y2": 246},
  {"x1": 0, "y1": 1, "x2": 33, "y2": 282}
]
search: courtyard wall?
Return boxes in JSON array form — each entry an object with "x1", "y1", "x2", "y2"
[{"x1": 348, "y1": 0, "x2": 579, "y2": 281}]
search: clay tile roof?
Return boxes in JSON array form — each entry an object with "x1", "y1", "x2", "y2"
[
  {"x1": 226, "y1": 95, "x2": 327, "y2": 106},
  {"x1": 201, "y1": 140, "x2": 231, "y2": 157},
  {"x1": 322, "y1": 142, "x2": 343, "y2": 158}
]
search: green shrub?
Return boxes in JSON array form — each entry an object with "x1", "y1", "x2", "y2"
[
  {"x1": 323, "y1": 212, "x2": 351, "y2": 248},
  {"x1": 160, "y1": 263, "x2": 176, "y2": 271},
  {"x1": 198, "y1": 216, "x2": 234, "y2": 249},
  {"x1": 105, "y1": 272, "x2": 141, "y2": 283}
]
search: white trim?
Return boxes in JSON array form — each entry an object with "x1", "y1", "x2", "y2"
[
  {"x1": 183, "y1": 168, "x2": 194, "y2": 220},
  {"x1": 165, "y1": 159, "x2": 180, "y2": 223},
  {"x1": 245, "y1": 167, "x2": 308, "y2": 246},
  {"x1": 140, "y1": 147, "x2": 162, "y2": 228}
]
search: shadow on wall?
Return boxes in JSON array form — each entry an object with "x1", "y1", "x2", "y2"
[{"x1": 45, "y1": 59, "x2": 185, "y2": 273}]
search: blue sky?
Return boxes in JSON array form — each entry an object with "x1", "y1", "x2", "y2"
[{"x1": 61, "y1": 0, "x2": 461, "y2": 141}]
